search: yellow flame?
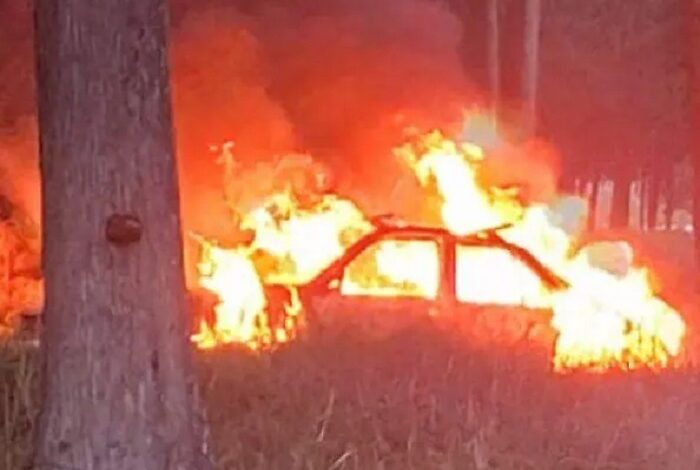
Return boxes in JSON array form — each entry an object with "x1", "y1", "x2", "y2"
[
  {"x1": 397, "y1": 130, "x2": 686, "y2": 371},
  {"x1": 242, "y1": 193, "x2": 371, "y2": 284},
  {"x1": 192, "y1": 127, "x2": 686, "y2": 372},
  {"x1": 191, "y1": 240, "x2": 268, "y2": 349},
  {"x1": 341, "y1": 239, "x2": 440, "y2": 298},
  {"x1": 192, "y1": 190, "x2": 371, "y2": 349}
]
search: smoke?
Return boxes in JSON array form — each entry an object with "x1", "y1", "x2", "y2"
[
  {"x1": 0, "y1": 119, "x2": 39, "y2": 223},
  {"x1": 168, "y1": 0, "x2": 478, "y2": 281},
  {"x1": 169, "y1": 0, "x2": 477, "y2": 238},
  {"x1": 1, "y1": 0, "x2": 565, "y2": 285},
  {"x1": 0, "y1": 1, "x2": 37, "y2": 223}
]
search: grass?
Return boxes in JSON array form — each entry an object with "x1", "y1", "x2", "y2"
[
  {"x1": 199, "y1": 330, "x2": 700, "y2": 470},
  {"x1": 0, "y1": 342, "x2": 38, "y2": 470},
  {"x1": 3, "y1": 326, "x2": 700, "y2": 470}
]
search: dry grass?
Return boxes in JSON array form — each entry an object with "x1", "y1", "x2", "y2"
[
  {"x1": 3, "y1": 327, "x2": 700, "y2": 470},
  {"x1": 2, "y1": 230, "x2": 699, "y2": 469},
  {"x1": 199, "y1": 329, "x2": 700, "y2": 470},
  {"x1": 0, "y1": 342, "x2": 39, "y2": 470}
]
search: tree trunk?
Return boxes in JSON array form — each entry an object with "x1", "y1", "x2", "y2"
[
  {"x1": 644, "y1": 174, "x2": 660, "y2": 231},
  {"x1": 610, "y1": 172, "x2": 632, "y2": 229},
  {"x1": 640, "y1": 177, "x2": 648, "y2": 231},
  {"x1": 632, "y1": 177, "x2": 643, "y2": 231},
  {"x1": 687, "y1": 0, "x2": 700, "y2": 264},
  {"x1": 664, "y1": 176, "x2": 676, "y2": 230},
  {"x1": 444, "y1": 0, "x2": 491, "y2": 111},
  {"x1": 496, "y1": 0, "x2": 525, "y2": 138},
  {"x1": 34, "y1": 1, "x2": 210, "y2": 468},
  {"x1": 522, "y1": 0, "x2": 541, "y2": 136},
  {"x1": 488, "y1": 0, "x2": 501, "y2": 129},
  {"x1": 588, "y1": 177, "x2": 599, "y2": 232},
  {"x1": 495, "y1": 0, "x2": 540, "y2": 141}
]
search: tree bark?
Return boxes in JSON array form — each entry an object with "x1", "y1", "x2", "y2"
[
  {"x1": 588, "y1": 177, "x2": 600, "y2": 232},
  {"x1": 610, "y1": 172, "x2": 632, "y2": 229},
  {"x1": 664, "y1": 176, "x2": 676, "y2": 230},
  {"x1": 495, "y1": 0, "x2": 525, "y2": 138},
  {"x1": 444, "y1": 0, "x2": 491, "y2": 111},
  {"x1": 522, "y1": 0, "x2": 541, "y2": 136},
  {"x1": 488, "y1": 0, "x2": 501, "y2": 129},
  {"x1": 494, "y1": 0, "x2": 541, "y2": 141},
  {"x1": 639, "y1": 177, "x2": 647, "y2": 231},
  {"x1": 644, "y1": 173, "x2": 660, "y2": 231},
  {"x1": 34, "y1": 1, "x2": 210, "y2": 469}
]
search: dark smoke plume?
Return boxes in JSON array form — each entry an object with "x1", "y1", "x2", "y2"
[
  {"x1": 169, "y1": 0, "x2": 477, "y2": 239},
  {"x1": 0, "y1": 0, "x2": 487, "y2": 283}
]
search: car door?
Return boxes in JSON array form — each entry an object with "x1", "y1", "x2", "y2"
[
  {"x1": 308, "y1": 233, "x2": 447, "y2": 337},
  {"x1": 449, "y1": 242, "x2": 556, "y2": 349}
]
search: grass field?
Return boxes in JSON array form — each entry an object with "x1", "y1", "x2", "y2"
[
  {"x1": 2, "y1": 231, "x2": 699, "y2": 469},
  {"x1": 3, "y1": 328, "x2": 700, "y2": 470}
]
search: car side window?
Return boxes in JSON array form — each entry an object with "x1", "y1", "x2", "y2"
[
  {"x1": 340, "y1": 238, "x2": 439, "y2": 299},
  {"x1": 455, "y1": 245, "x2": 550, "y2": 308}
]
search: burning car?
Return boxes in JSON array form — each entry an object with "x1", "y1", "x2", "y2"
[
  {"x1": 195, "y1": 215, "x2": 569, "y2": 350},
  {"x1": 190, "y1": 130, "x2": 685, "y2": 371}
]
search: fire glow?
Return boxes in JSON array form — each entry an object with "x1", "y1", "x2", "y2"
[{"x1": 191, "y1": 126, "x2": 686, "y2": 373}]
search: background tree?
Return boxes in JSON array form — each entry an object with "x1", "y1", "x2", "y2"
[
  {"x1": 488, "y1": 0, "x2": 501, "y2": 127},
  {"x1": 687, "y1": 0, "x2": 700, "y2": 264},
  {"x1": 522, "y1": 0, "x2": 542, "y2": 136},
  {"x1": 33, "y1": 1, "x2": 210, "y2": 468},
  {"x1": 447, "y1": 0, "x2": 542, "y2": 140},
  {"x1": 539, "y1": 0, "x2": 686, "y2": 229}
]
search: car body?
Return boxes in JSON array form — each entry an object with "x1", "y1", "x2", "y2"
[{"x1": 264, "y1": 217, "x2": 568, "y2": 347}]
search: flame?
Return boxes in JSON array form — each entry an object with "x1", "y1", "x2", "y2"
[
  {"x1": 240, "y1": 192, "x2": 372, "y2": 284},
  {"x1": 341, "y1": 239, "x2": 440, "y2": 298},
  {"x1": 395, "y1": 131, "x2": 523, "y2": 235},
  {"x1": 191, "y1": 239, "x2": 267, "y2": 349},
  {"x1": 192, "y1": 126, "x2": 686, "y2": 372},
  {"x1": 396, "y1": 129, "x2": 686, "y2": 371},
  {"x1": 192, "y1": 189, "x2": 371, "y2": 349},
  {"x1": 550, "y1": 248, "x2": 686, "y2": 371}
]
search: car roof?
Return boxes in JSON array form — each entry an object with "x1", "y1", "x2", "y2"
[
  {"x1": 309, "y1": 219, "x2": 569, "y2": 290},
  {"x1": 369, "y1": 217, "x2": 513, "y2": 243}
]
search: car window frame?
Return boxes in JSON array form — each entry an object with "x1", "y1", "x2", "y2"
[{"x1": 337, "y1": 233, "x2": 445, "y2": 300}]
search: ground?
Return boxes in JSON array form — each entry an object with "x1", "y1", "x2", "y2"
[
  {"x1": 2, "y1": 231, "x2": 700, "y2": 470},
  {"x1": 199, "y1": 332, "x2": 700, "y2": 470},
  {"x1": 3, "y1": 328, "x2": 700, "y2": 470}
]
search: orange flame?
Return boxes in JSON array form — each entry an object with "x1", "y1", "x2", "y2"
[
  {"x1": 191, "y1": 240, "x2": 268, "y2": 349},
  {"x1": 396, "y1": 129, "x2": 686, "y2": 371},
  {"x1": 191, "y1": 189, "x2": 370, "y2": 349},
  {"x1": 341, "y1": 238, "x2": 440, "y2": 299},
  {"x1": 191, "y1": 125, "x2": 686, "y2": 372}
]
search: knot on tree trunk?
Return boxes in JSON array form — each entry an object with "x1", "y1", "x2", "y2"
[{"x1": 105, "y1": 214, "x2": 142, "y2": 246}]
